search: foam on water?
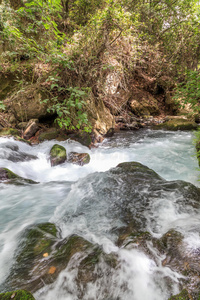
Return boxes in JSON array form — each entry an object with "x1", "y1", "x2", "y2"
[{"x1": 0, "y1": 130, "x2": 199, "y2": 299}]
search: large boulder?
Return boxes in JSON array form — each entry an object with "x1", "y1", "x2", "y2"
[
  {"x1": 9, "y1": 85, "x2": 52, "y2": 122},
  {"x1": 129, "y1": 92, "x2": 159, "y2": 116},
  {"x1": 0, "y1": 142, "x2": 37, "y2": 162},
  {"x1": 3, "y1": 223, "x2": 118, "y2": 295},
  {"x1": 50, "y1": 144, "x2": 67, "y2": 166}
]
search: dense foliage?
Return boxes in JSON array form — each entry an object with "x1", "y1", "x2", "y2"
[{"x1": 0, "y1": 0, "x2": 200, "y2": 129}]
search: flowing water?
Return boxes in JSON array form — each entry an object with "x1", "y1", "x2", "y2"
[{"x1": 0, "y1": 129, "x2": 200, "y2": 299}]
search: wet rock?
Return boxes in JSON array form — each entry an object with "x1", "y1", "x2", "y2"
[
  {"x1": 3, "y1": 224, "x2": 118, "y2": 294},
  {"x1": 118, "y1": 121, "x2": 140, "y2": 130},
  {"x1": 50, "y1": 144, "x2": 67, "y2": 166},
  {"x1": 68, "y1": 131, "x2": 92, "y2": 147},
  {"x1": 104, "y1": 128, "x2": 115, "y2": 137},
  {"x1": 0, "y1": 289, "x2": 35, "y2": 300},
  {"x1": 68, "y1": 152, "x2": 90, "y2": 166},
  {"x1": 0, "y1": 143, "x2": 37, "y2": 162},
  {"x1": 0, "y1": 128, "x2": 19, "y2": 137},
  {"x1": 154, "y1": 229, "x2": 200, "y2": 298},
  {"x1": 0, "y1": 168, "x2": 37, "y2": 184},
  {"x1": 154, "y1": 118, "x2": 198, "y2": 131},
  {"x1": 23, "y1": 119, "x2": 39, "y2": 140}
]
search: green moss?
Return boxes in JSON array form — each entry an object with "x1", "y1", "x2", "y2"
[
  {"x1": 0, "y1": 128, "x2": 19, "y2": 136},
  {"x1": 0, "y1": 168, "x2": 37, "y2": 184},
  {"x1": 14, "y1": 137, "x2": 32, "y2": 145},
  {"x1": 3, "y1": 168, "x2": 20, "y2": 179},
  {"x1": 50, "y1": 144, "x2": 67, "y2": 166},
  {"x1": 168, "y1": 289, "x2": 191, "y2": 300},
  {"x1": 17, "y1": 223, "x2": 57, "y2": 262},
  {"x1": 39, "y1": 129, "x2": 59, "y2": 142},
  {"x1": 54, "y1": 235, "x2": 91, "y2": 263},
  {"x1": 154, "y1": 119, "x2": 198, "y2": 131},
  {"x1": 69, "y1": 131, "x2": 92, "y2": 147},
  {"x1": 0, "y1": 290, "x2": 35, "y2": 300}
]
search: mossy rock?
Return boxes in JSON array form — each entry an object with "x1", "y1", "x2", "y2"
[
  {"x1": 14, "y1": 137, "x2": 32, "y2": 146},
  {"x1": 50, "y1": 144, "x2": 67, "y2": 166},
  {"x1": 68, "y1": 152, "x2": 90, "y2": 166},
  {"x1": 168, "y1": 289, "x2": 191, "y2": 300},
  {"x1": 68, "y1": 131, "x2": 92, "y2": 147},
  {"x1": 17, "y1": 223, "x2": 58, "y2": 263},
  {"x1": 0, "y1": 128, "x2": 19, "y2": 137},
  {"x1": 118, "y1": 230, "x2": 152, "y2": 248},
  {"x1": 0, "y1": 168, "x2": 37, "y2": 184},
  {"x1": 0, "y1": 290, "x2": 35, "y2": 300},
  {"x1": 154, "y1": 119, "x2": 198, "y2": 131},
  {"x1": 38, "y1": 129, "x2": 60, "y2": 142},
  {"x1": 5, "y1": 230, "x2": 118, "y2": 294}
]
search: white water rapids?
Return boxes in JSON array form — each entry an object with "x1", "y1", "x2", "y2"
[{"x1": 0, "y1": 129, "x2": 200, "y2": 299}]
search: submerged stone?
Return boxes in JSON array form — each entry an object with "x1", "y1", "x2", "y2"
[
  {"x1": 50, "y1": 144, "x2": 67, "y2": 166},
  {"x1": 0, "y1": 290, "x2": 35, "y2": 300},
  {"x1": 3, "y1": 224, "x2": 118, "y2": 294},
  {"x1": 0, "y1": 142, "x2": 37, "y2": 162},
  {"x1": 0, "y1": 168, "x2": 37, "y2": 184},
  {"x1": 68, "y1": 152, "x2": 90, "y2": 166}
]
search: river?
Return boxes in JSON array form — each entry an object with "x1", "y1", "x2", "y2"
[{"x1": 0, "y1": 129, "x2": 199, "y2": 299}]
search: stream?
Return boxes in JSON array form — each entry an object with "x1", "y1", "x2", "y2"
[{"x1": 0, "y1": 129, "x2": 200, "y2": 299}]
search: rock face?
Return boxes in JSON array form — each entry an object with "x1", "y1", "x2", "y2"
[
  {"x1": 0, "y1": 290, "x2": 35, "y2": 300},
  {"x1": 50, "y1": 144, "x2": 67, "y2": 166},
  {"x1": 68, "y1": 152, "x2": 90, "y2": 166},
  {"x1": 129, "y1": 92, "x2": 159, "y2": 116},
  {"x1": 10, "y1": 85, "x2": 52, "y2": 122},
  {"x1": 154, "y1": 118, "x2": 198, "y2": 130},
  {"x1": 86, "y1": 94, "x2": 115, "y2": 136}
]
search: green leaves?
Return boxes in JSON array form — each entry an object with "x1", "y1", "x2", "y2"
[
  {"x1": 0, "y1": 101, "x2": 5, "y2": 111},
  {"x1": 174, "y1": 69, "x2": 200, "y2": 111}
]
